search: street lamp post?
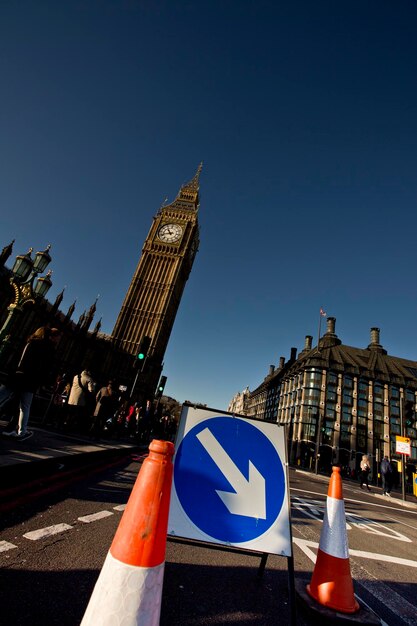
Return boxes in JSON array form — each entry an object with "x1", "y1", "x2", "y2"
[
  {"x1": 0, "y1": 245, "x2": 53, "y2": 357},
  {"x1": 399, "y1": 394, "x2": 407, "y2": 502}
]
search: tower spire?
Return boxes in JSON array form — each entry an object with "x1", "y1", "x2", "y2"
[
  {"x1": 176, "y1": 162, "x2": 203, "y2": 206},
  {"x1": 0, "y1": 239, "x2": 15, "y2": 266},
  {"x1": 182, "y1": 162, "x2": 203, "y2": 192}
]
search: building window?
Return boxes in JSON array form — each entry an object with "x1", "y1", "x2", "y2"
[
  {"x1": 328, "y1": 372, "x2": 338, "y2": 386},
  {"x1": 358, "y1": 380, "x2": 368, "y2": 396},
  {"x1": 344, "y1": 376, "x2": 353, "y2": 390},
  {"x1": 373, "y1": 402, "x2": 384, "y2": 418},
  {"x1": 302, "y1": 408, "x2": 319, "y2": 424},
  {"x1": 304, "y1": 389, "x2": 321, "y2": 404},
  {"x1": 342, "y1": 392, "x2": 353, "y2": 406},
  {"x1": 303, "y1": 423, "x2": 316, "y2": 439},
  {"x1": 341, "y1": 409, "x2": 352, "y2": 424},
  {"x1": 374, "y1": 383, "x2": 384, "y2": 402},
  {"x1": 326, "y1": 389, "x2": 337, "y2": 402},
  {"x1": 374, "y1": 422, "x2": 384, "y2": 437},
  {"x1": 305, "y1": 369, "x2": 322, "y2": 387},
  {"x1": 391, "y1": 386, "x2": 400, "y2": 399},
  {"x1": 325, "y1": 406, "x2": 335, "y2": 419}
]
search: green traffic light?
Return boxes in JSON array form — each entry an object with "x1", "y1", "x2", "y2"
[{"x1": 138, "y1": 353, "x2": 145, "y2": 360}]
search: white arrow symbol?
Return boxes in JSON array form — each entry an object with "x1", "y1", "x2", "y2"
[{"x1": 196, "y1": 427, "x2": 266, "y2": 520}]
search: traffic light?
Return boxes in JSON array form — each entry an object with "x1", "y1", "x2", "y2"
[
  {"x1": 404, "y1": 400, "x2": 414, "y2": 428},
  {"x1": 156, "y1": 375, "x2": 167, "y2": 398},
  {"x1": 136, "y1": 336, "x2": 151, "y2": 370}
]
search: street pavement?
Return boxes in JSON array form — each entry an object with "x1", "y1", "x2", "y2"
[{"x1": 0, "y1": 419, "x2": 137, "y2": 470}]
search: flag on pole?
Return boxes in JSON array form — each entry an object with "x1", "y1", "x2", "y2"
[{"x1": 320, "y1": 308, "x2": 327, "y2": 317}]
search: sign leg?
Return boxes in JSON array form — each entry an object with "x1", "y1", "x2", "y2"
[
  {"x1": 287, "y1": 554, "x2": 297, "y2": 626},
  {"x1": 257, "y1": 552, "x2": 268, "y2": 578}
]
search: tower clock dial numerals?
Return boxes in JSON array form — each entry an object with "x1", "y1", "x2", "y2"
[{"x1": 158, "y1": 223, "x2": 183, "y2": 243}]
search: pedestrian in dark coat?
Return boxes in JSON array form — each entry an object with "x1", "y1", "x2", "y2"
[
  {"x1": 0, "y1": 327, "x2": 60, "y2": 439},
  {"x1": 90, "y1": 381, "x2": 116, "y2": 439},
  {"x1": 136, "y1": 399, "x2": 154, "y2": 444},
  {"x1": 380, "y1": 455, "x2": 393, "y2": 496}
]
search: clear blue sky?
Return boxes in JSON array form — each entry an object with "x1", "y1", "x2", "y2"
[{"x1": 1, "y1": 1, "x2": 417, "y2": 410}]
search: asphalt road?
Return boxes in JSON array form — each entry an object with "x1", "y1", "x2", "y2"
[{"x1": 1, "y1": 462, "x2": 416, "y2": 625}]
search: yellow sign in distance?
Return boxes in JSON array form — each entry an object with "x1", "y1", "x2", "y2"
[
  {"x1": 396, "y1": 436, "x2": 411, "y2": 444},
  {"x1": 396, "y1": 436, "x2": 411, "y2": 455}
]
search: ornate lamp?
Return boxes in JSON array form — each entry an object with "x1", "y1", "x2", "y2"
[
  {"x1": 33, "y1": 244, "x2": 52, "y2": 274},
  {"x1": 0, "y1": 244, "x2": 54, "y2": 354},
  {"x1": 34, "y1": 270, "x2": 53, "y2": 297},
  {"x1": 12, "y1": 248, "x2": 34, "y2": 281}
]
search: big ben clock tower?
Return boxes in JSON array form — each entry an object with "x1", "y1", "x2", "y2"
[{"x1": 111, "y1": 164, "x2": 202, "y2": 395}]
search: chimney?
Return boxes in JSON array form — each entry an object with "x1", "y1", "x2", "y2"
[
  {"x1": 326, "y1": 317, "x2": 336, "y2": 335},
  {"x1": 304, "y1": 335, "x2": 313, "y2": 351},
  {"x1": 370, "y1": 327, "x2": 380, "y2": 345},
  {"x1": 268, "y1": 364, "x2": 275, "y2": 376},
  {"x1": 367, "y1": 327, "x2": 386, "y2": 353},
  {"x1": 278, "y1": 357, "x2": 285, "y2": 369},
  {"x1": 290, "y1": 347, "x2": 297, "y2": 361},
  {"x1": 319, "y1": 316, "x2": 342, "y2": 348}
]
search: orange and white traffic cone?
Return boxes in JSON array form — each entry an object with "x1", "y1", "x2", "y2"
[
  {"x1": 81, "y1": 439, "x2": 175, "y2": 626},
  {"x1": 306, "y1": 465, "x2": 360, "y2": 614}
]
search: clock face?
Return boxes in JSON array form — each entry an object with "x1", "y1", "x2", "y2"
[{"x1": 158, "y1": 223, "x2": 183, "y2": 243}]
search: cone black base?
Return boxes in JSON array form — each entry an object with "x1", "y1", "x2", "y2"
[{"x1": 295, "y1": 578, "x2": 382, "y2": 625}]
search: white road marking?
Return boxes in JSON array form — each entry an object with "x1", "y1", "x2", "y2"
[
  {"x1": 292, "y1": 496, "x2": 411, "y2": 542},
  {"x1": 23, "y1": 523, "x2": 73, "y2": 540},
  {"x1": 0, "y1": 540, "x2": 18, "y2": 553},
  {"x1": 291, "y1": 486, "x2": 417, "y2": 516},
  {"x1": 292, "y1": 497, "x2": 353, "y2": 528},
  {"x1": 293, "y1": 537, "x2": 417, "y2": 568},
  {"x1": 78, "y1": 511, "x2": 114, "y2": 523},
  {"x1": 2, "y1": 505, "x2": 125, "y2": 554}
]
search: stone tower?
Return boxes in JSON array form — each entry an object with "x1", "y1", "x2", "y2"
[{"x1": 111, "y1": 165, "x2": 202, "y2": 395}]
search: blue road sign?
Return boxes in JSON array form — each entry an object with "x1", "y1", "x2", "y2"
[{"x1": 173, "y1": 413, "x2": 286, "y2": 545}]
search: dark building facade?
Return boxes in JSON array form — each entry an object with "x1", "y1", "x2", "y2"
[
  {"x1": 246, "y1": 317, "x2": 417, "y2": 479},
  {"x1": 0, "y1": 241, "x2": 103, "y2": 381}
]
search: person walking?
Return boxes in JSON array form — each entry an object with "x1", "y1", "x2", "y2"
[
  {"x1": 90, "y1": 381, "x2": 116, "y2": 439},
  {"x1": 0, "y1": 327, "x2": 60, "y2": 440},
  {"x1": 359, "y1": 454, "x2": 371, "y2": 491},
  {"x1": 380, "y1": 455, "x2": 393, "y2": 496},
  {"x1": 136, "y1": 399, "x2": 154, "y2": 444},
  {"x1": 66, "y1": 370, "x2": 96, "y2": 432}
]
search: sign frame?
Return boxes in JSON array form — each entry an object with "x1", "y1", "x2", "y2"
[
  {"x1": 168, "y1": 404, "x2": 293, "y2": 555},
  {"x1": 167, "y1": 402, "x2": 296, "y2": 626}
]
